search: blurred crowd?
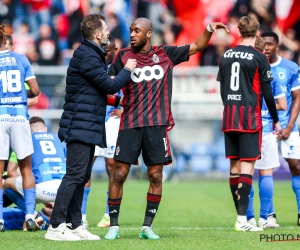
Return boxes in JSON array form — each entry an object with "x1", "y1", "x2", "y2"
[{"x1": 0, "y1": 0, "x2": 299, "y2": 66}]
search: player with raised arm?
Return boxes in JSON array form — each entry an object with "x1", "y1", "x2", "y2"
[
  {"x1": 246, "y1": 35, "x2": 287, "y2": 228},
  {"x1": 0, "y1": 25, "x2": 39, "y2": 232},
  {"x1": 261, "y1": 31, "x2": 300, "y2": 226},
  {"x1": 217, "y1": 16, "x2": 281, "y2": 232},
  {"x1": 104, "y1": 17, "x2": 229, "y2": 240},
  {"x1": 4, "y1": 116, "x2": 66, "y2": 226}
]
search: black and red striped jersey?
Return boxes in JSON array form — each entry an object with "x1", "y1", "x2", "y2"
[
  {"x1": 217, "y1": 45, "x2": 273, "y2": 132},
  {"x1": 109, "y1": 45, "x2": 190, "y2": 130}
]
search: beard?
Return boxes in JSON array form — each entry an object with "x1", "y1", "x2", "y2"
[
  {"x1": 100, "y1": 37, "x2": 110, "y2": 46},
  {"x1": 131, "y1": 37, "x2": 147, "y2": 52}
]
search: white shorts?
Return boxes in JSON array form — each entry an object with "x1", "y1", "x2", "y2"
[
  {"x1": 255, "y1": 133, "x2": 280, "y2": 170},
  {"x1": 94, "y1": 116, "x2": 120, "y2": 158},
  {"x1": 278, "y1": 131, "x2": 300, "y2": 159},
  {"x1": 15, "y1": 176, "x2": 61, "y2": 203},
  {"x1": 0, "y1": 115, "x2": 33, "y2": 160}
]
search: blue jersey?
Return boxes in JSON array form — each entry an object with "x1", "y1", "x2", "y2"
[
  {"x1": 261, "y1": 80, "x2": 285, "y2": 132},
  {"x1": 271, "y1": 56, "x2": 300, "y2": 132},
  {"x1": 105, "y1": 63, "x2": 123, "y2": 122},
  {"x1": 105, "y1": 90, "x2": 123, "y2": 122},
  {"x1": 0, "y1": 50, "x2": 35, "y2": 118},
  {"x1": 32, "y1": 132, "x2": 66, "y2": 184}
]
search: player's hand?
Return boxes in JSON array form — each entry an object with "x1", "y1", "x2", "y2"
[
  {"x1": 44, "y1": 202, "x2": 54, "y2": 209},
  {"x1": 280, "y1": 126, "x2": 292, "y2": 140},
  {"x1": 273, "y1": 122, "x2": 282, "y2": 136},
  {"x1": 209, "y1": 22, "x2": 230, "y2": 34},
  {"x1": 119, "y1": 97, "x2": 123, "y2": 107},
  {"x1": 124, "y1": 59, "x2": 137, "y2": 72},
  {"x1": 110, "y1": 107, "x2": 123, "y2": 118}
]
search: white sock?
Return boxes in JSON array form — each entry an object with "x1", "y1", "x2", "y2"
[
  {"x1": 141, "y1": 226, "x2": 150, "y2": 230},
  {"x1": 25, "y1": 214, "x2": 35, "y2": 221},
  {"x1": 237, "y1": 215, "x2": 247, "y2": 223}
]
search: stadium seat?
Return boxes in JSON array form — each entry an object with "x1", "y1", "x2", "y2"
[
  {"x1": 175, "y1": 153, "x2": 187, "y2": 173},
  {"x1": 189, "y1": 143, "x2": 214, "y2": 173},
  {"x1": 215, "y1": 137, "x2": 225, "y2": 156},
  {"x1": 189, "y1": 155, "x2": 214, "y2": 173},
  {"x1": 92, "y1": 156, "x2": 106, "y2": 174},
  {"x1": 215, "y1": 156, "x2": 230, "y2": 172},
  {"x1": 214, "y1": 137, "x2": 229, "y2": 172}
]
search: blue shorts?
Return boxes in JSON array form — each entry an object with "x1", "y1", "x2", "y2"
[{"x1": 3, "y1": 207, "x2": 49, "y2": 230}]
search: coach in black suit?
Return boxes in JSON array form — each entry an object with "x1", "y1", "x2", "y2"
[{"x1": 45, "y1": 14, "x2": 136, "y2": 241}]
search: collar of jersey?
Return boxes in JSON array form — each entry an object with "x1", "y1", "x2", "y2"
[
  {"x1": 0, "y1": 50, "x2": 9, "y2": 53},
  {"x1": 270, "y1": 56, "x2": 282, "y2": 67}
]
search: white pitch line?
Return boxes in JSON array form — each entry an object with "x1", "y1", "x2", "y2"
[
  {"x1": 88, "y1": 226, "x2": 299, "y2": 230},
  {"x1": 88, "y1": 227, "x2": 231, "y2": 230}
]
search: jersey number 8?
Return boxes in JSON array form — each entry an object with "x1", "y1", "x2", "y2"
[
  {"x1": 230, "y1": 62, "x2": 240, "y2": 91},
  {"x1": 40, "y1": 141, "x2": 57, "y2": 155},
  {"x1": 0, "y1": 70, "x2": 22, "y2": 93}
]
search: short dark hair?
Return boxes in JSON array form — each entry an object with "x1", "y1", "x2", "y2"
[
  {"x1": 261, "y1": 31, "x2": 279, "y2": 44},
  {"x1": 29, "y1": 116, "x2": 45, "y2": 125},
  {"x1": 80, "y1": 14, "x2": 105, "y2": 40},
  {"x1": 4, "y1": 34, "x2": 12, "y2": 46}
]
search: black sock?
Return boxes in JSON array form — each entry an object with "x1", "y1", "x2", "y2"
[
  {"x1": 237, "y1": 174, "x2": 252, "y2": 216},
  {"x1": 142, "y1": 193, "x2": 161, "y2": 227},
  {"x1": 108, "y1": 198, "x2": 122, "y2": 226},
  {"x1": 229, "y1": 172, "x2": 240, "y2": 213}
]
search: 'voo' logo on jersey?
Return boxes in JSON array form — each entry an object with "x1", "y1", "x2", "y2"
[{"x1": 131, "y1": 65, "x2": 164, "y2": 82}]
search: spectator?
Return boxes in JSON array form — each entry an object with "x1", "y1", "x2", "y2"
[
  {"x1": 200, "y1": 31, "x2": 230, "y2": 66},
  {"x1": 21, "y1": 0, "x2": 52, "y2": 39},
  {"x1": 11, "y1": 22, "x2": 35, "y2": 56},
  {"x1": 36, "y1": 24, "x2": 60, "y2": 65}
]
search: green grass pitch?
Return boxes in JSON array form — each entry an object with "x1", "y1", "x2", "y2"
[{"x1": 1, "y1": 180, "x2": 300, "y2": 250}]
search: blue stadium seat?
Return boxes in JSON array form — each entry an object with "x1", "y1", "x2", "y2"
[
  {"x1": 189, "y1": 155, "x2": 214, "y2": 173},
  {"x1": 92, "y1": 156, "x2": 106, "y2": 174},
  {"x1": 215, "y1": 156, "x2": 230, "y2": 172},
  {"x1": 189, "y1": 143, "x2": 214, "y2": 173},
  {"x1": 215, "y1": 137, "x2": 225, "y2": 156},
  {"x1": 190, "y1": 142, "x2": 213, "y2": 156},
  {"x1": 175, "y1": 153, "x2": 187, "y2": 173}
]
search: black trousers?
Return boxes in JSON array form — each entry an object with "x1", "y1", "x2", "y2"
[{"x1": 50, "y1": 142, "x2": 95, "y2": 228}]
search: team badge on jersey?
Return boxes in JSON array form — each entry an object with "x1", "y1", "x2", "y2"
[
  {"x1": 267, "y1": 70, "x2": 273, "y2": 78},
  {"x1": 116, "y1": 146, "x2": 120, "y2": 155},
  {"x1": 279, "y1": 72, "x2": 285, "y2": 80},
  {"x1": 152, "y1": 54, "x2": 159, "y2": 63}
]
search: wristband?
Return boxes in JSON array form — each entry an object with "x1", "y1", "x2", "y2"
[
  {"x1": 206, "y1": 24, "x2": 213, "y2": 33},
  {"x1": 123, "y1": 67, "x2": 131, "y2": 73}
]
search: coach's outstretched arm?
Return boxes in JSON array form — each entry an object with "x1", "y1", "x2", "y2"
[{"x1": 189, "y1": 22, "x2": 230, "y2": 56}]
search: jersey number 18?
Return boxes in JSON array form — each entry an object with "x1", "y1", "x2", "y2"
[{"x1": 0, "y1": 70, "x2": 22, "y2": 93}]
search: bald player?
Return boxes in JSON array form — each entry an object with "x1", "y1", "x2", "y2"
[{"x1": 104, "y1": 17, "x2": 229, "y2": 240}]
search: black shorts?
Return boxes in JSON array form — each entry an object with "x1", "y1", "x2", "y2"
[
  {"x1": 224, "y1": 130, "x2": 262, "y2": 160},
  {"x1": 114, "y1": 126, "x2": 172, "y2": 166}
]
